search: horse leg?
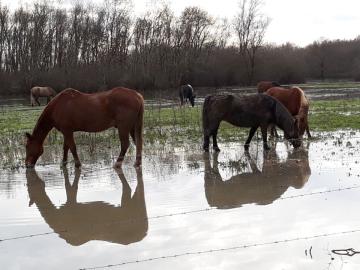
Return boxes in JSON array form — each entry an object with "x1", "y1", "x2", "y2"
[
  {"x1": 203, "y1": 134, "x2": 210, "y2": 152},
  {"x1": 114, "y1": 129, "x2": 130, "y2": 168},
  {"x1": 179, "y1": 93, "x2": 184, "y2": 107},
  {"x1": 46, "y1": 97, "x2": 50, "y2": 104},
  {"x1": 271, "y1": 125, "x2": 279, "y2": 138},
  {"x1": 62, "y1": 140, "x2": 69, "y2": 166},
  {"x1": 212, "y1": 126, "x2": 220, "y2": 152},
  {"x1": 306, "y1": 122, "x2": 311, "y2": 138},
  {"x1": 35, "y1": 97, "x2": 41, "y2": 106},
  {"x1": 261, "y1": 125, "x2": 271, "y2": 150},
  {"x1": 203, "y1": 121, "x2": 220, "y2": 152},
  {"x1": 64, "y1": 132, "x2": 81, "y2": 168},
  {"x1": 130, "y1": 128, "x2": 135, "y2": 143},
  {"x1": 134, "y1": 119, "x2": 143, "y2": 168},
  {"x1": 244, "y1": 127, "x2": 257, "y2": 151}
]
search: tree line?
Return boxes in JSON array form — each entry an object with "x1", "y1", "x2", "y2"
[{"x1": 0, "y1": 0, "x2": 359, "y2": 95}]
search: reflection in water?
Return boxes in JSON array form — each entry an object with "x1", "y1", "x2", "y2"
[
  {"x1": 204, "y1": 147, "x2": 311, "y2": 209},
  {"x1": 26, "y1": 167, "x2": 147, "y2": 246}
]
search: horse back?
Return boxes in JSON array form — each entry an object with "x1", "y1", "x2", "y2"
[
  {"x1": 49, "y1": 87, "x2": 143, "y2": 132},
  {"x1": 204, "y1": 94, "x2": 276, "y2": 127},
  {"x1": 266, "y1": 87, "x2": 301, "y2": 115}
]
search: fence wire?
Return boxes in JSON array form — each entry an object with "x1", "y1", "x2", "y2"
[{"x1": 79, "y1": 228, "x2": 360, "y2": 269}]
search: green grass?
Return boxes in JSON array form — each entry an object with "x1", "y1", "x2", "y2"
[
  {"x1": 1, "y1": 96, "x2": 359, "y2": 170},
  {"x1": 0, "y1": 98, "x2": 359, "y2": 148}
]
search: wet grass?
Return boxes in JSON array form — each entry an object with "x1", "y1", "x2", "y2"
[
  {"x1": 1, "y1": 99, "x2": 360, "y2": 145},
  {"x1": 299, "y1": 81, "x2": 360, "y2": 89},
  {"x1": 0, "y1": 97, "x2": 359, "y2": 169}
]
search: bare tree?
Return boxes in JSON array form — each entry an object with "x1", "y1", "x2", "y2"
[{"x1": 233, "y1": 0, "x2": 269, "y2": 85}]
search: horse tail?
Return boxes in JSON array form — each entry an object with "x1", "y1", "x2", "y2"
[
  {"x1": 295, "y1": 87, "x2": 311, "y2": 137},
  {"x1": 30, "y1": 88, "x2": 35, "y2": 106},
  {"x1": 202, "y1": 95, "x2": 212, "y2": 136},
  {"x1": 134, "y1": 95, "x2": 144, "y2": 166}
]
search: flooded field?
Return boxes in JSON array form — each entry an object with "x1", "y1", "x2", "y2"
[
  {"x1": 1, "y1": 133, "x2": 360, "y2": 269},
  {"x1": 1, "y1": 82, "x2": 360, "y2": 269}
]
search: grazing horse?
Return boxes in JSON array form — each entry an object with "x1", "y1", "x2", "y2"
[
  {"x1": 203, "y1": 147, "x2": 311, "y2": 209},
  {"x1": 25, "y1": 87, "x2": 144, "y2": 168},
  {"x1": 179, "y1": 84, "x2": 196, "y2": 107},
  {"x1": 202, "y1": 94, "x2": 301, "y2": 152},
  {"x1": 30, "y1": 86, "x2": 57, "y2": 106},
  {"x1": 265, "y1": 86, "x2": 311, "y2": 138},
  {"x1": 26, "y1": 167, "x2": 147, "y2": 245},
  {"x1": 257, "y1": 81, "x2": 281, "y2": 93}
]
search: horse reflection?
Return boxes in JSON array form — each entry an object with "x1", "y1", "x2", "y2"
[
  {"x1": 204, "y1": 148, "x2": 311, "y2": 209},
  {"x1": 26, "y1": 168, "x2": 147, "y2": 246}
]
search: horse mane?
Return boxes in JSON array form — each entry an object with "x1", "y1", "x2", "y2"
[{"x1": 31, "y1": 94, "x2": 59, "y2": 136}]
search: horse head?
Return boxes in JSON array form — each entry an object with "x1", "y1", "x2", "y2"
[
  {"x1": 25, "y1": 132, "x2": 43, "y2": 168},
  {"x1": 284, "y1": 118, "x2": 301, "y2": 148}
]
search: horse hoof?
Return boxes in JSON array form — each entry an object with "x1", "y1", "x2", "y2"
[
  {"x1": 264, "y1": 145, "x2": 271, "y2": 151},
  {"x1": 134, "y1": 162, "x2": 142, "y2": 168},
  {"x1": 213, "y1": 147, "x2": 220, "y2": 152},
  {"x1": 203, "y1": 147, "x2": 209, "y2": 152},
  {"x1": 75, "y1": 161, "x2": 82, "y2": 168},
  {"x1": 114, "y1": 161, "x2": 122, "y2": 168}
]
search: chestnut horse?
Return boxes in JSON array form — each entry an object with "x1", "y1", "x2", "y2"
[
  {"x1": 202, "y1": 94, "x2": 301, "y2": 152},
  {"x1": 25, "y1": 87, "x2": 144, "y2": 168},
  {"x1": 265, "y1": 86, "x2": 311, "y2": 138},
  {"x1": 257, "y1": 81, "x2": 281, "y2": 93},
  {"x1": 30, "y1": 86, "x2": 57, "y2": 106}
]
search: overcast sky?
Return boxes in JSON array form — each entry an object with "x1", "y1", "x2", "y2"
[{"x1": 2, "y1": 0, "x2": 359, "y2": 47}]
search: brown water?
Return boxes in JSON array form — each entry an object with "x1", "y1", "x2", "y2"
[{"x1": 1, "y1": 133, "x2": 360, "y2": 269}]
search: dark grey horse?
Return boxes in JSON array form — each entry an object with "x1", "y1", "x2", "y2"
[
  {"x1": 179, "y1": 84, "x2": 196, "y2": 107},
  {"x1": 202, "y1": 94, "x2": 301, "y2": 152}
]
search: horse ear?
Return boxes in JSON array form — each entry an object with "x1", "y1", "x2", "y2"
[{"x1": 25, "y1": 132, "x2": 32, "y2": 139}]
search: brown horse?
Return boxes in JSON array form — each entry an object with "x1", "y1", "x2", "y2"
[
  {"x1": 257, "y1": 81, "x2": 281, "y2": 93},
  {"x1": 265, "y1": 86, "x2": 311, "y2": 138},
  {"x1": 202, "y1": 94, "x2": 301, "y2": 152},
  {"x1": 30, "y1": 86, "x2": 57, "y2": 106},
  {"x1": 25, "y1": 87, "x2": 144, "y2": 168}
]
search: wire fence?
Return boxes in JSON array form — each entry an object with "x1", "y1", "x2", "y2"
[{"x1": 79, "y1": 228, "x2": 360, "y2": 269}]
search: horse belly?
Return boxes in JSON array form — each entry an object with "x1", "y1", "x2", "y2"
[{"x1": 225, "y1": 111, "x2": 261, "y2": 128}]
